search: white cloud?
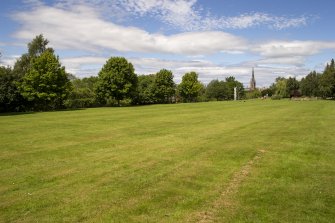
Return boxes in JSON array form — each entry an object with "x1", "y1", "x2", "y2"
[
  {"x1": 7, "y1": 0, "x2": 333, "y2": 86},
  {"x1": 256, "y1": 56, "x2": 306, "y2": 67},
  {"x1": 0, "y1": 55, "x2": 20, "y2": 67},
  {"x1": 35, "y1": 0, "x2": 311, "y2": 31},
  {"x1": 253, "y1": 41, "x2": 335, "y2": 58},
  {"x1": 12, "y1": 4, "x2": 247, "y2": 55},
  {"x1": 202, "y1": 13, "x2": 309, "y2": 30},
  {"x1": 116, "y1": 0, "x2": 309, "y2": 31}
]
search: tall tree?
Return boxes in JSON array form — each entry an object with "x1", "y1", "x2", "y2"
[
  {"x1": 178, "y1": 71, "x2": 203, "y2": 102},
  {"x1": 13, "y1": 34, "x2": 52, "y2": 79},
  {"x1": 153, "y1": 69, "x2": 175, "y2": 103},
  {"x1": 205, "y1": 79, "x2": 227, "y2": 101},
  {"x1": 27, "y1": 34, "x2": 51, "y2": 57},
  {"x1": 66, "y1": 76, "x2": 99, "y2": 108},
  {"x1": 136, "y1": 74, "x2": 156, "y2": 105},
  {"x1": 95, "y1": 57, "x2": 137, "y2": 106},
  {"x1": 300, "y1": 71, "x2": 321, "y2": 97},
  {"x1": 320, "y1": 59, "x2": 335, "y2": 98},
  {"x1": 0, "y1": 66, "x2": 26, "y2": 112},
  {"x1": 0, "y1": 35, "x2": 53, "y2": 112},
  {"x1": 274, "y1": 77, "x2": 288, "y2": 98},
  {"x1": 225, "y1": 76, "x2": 244, "y2": 100},
  {"x1": 19, "y1": 50, "x2": 72, "y2": 110},
  {"x1": 286, "y1": 77, "x2": 300, "y2": 97}
]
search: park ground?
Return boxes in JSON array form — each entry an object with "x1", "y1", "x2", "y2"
[{"x1": 0, "y1": 100, "x2": 334, "y2": 222}]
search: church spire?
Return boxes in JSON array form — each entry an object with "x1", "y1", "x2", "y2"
[{"x1": 250, "y1": 67, "x2": 256, "y2": 91}]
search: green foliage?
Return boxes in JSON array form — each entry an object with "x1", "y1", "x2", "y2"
[
  {"x1": 245, "y1": 89, "x2": 262, "y2": 99},
  {"x1": 96, "y1": 57, "x2": 137, "y2": 106},
  {"x1": 269, "y1": 59, "x2": 335, "y2": 99},
  {"x1": 19, "y1": 50, "x2": 72, "y2": 110},
  {"x1": 27, "y1": 34, "x2": 52, "y2": 57},
  {"x1": 136, "y1": 74, "x2": 156, "y2": 105},
  {"x1": 271, "y1": 94, "x2": 282, "y2": 100},
  {"x1": 274, "y1": 78, "x2": 288, "y2": 98},
  {"x1": 261, "y1": 87, "x2": 274, "y2": 97},
  {"x1": 205, "y1": 79, "x2": 227, "y2": 101},
  {"x1": 286, "y1": 77, "x2": 300, "y2": 97},
  {"x1": 205, "y1": 77, "x2": 244, "y2": 101},
  {"x1": 65, "y1": 76, "x2": 99, "y2": 108},
  {"x1": 0, "y1": 66, "x2": 26, "y2": 112},
  {"x1": 153, "y1": 69, "x2": 175, "y2": 103},
  {"x1": 13, "y1": 34, "x2": 52, "y2": 79},
  {"x1": 224, "y1": 76, "x2": 245, "y2": 100},
  {"x1": 300, "y1": 71, "x2": 321, "y2": 97},
  {"x1": 178, "y1": 71, "x2": 203, "y2": 102},
  {"x1": 320, "y1": 59, "x2": 335, "y2": 98}
]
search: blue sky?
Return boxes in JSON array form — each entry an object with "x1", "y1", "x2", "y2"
[{"x1": 1, "y1": 0, "x2": 335, "y2": 86}]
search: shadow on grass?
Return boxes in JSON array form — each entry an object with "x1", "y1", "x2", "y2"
[{"x1": 0, "y1": 108, "x2": 87, "y2": 116}]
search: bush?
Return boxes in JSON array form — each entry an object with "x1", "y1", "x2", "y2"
[{"x1": 271, "y1": 95, "x2": 282, "y2": 100}]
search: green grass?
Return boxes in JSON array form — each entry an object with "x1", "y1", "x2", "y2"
[{"x1": 1, "y1": 100, "x2": 334, "y2": 222}]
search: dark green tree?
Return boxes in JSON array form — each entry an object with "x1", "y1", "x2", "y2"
[
  {"x1": 260, "y1": 87, "x2": 274, "y2": 97},
  {"x1": 286, "y1": 77, "x2": 300, "y2": 97},
  {"x1": 300, "y1": 71, "x2": 321, "y2": 97},
  {"x1": 19, "y1": 50, "x2": 72, "y2": 110},
  {"x1": 13, "y1": 34, "x2": 52, "y2": 79},
  {"x1": 205, "y1": 79, "x2": 227, "y2": 101},
  {"x1": 136, "y1": 74, "x2": 156, "y2": 105},
  {"x1": 320, "y1": 59, "x2": 335, "y2": 98},
  {"x1": 65, "y1": 76, "x2": 99, "y2": 108},
  {"x1": 95, "y1": 57, "x2": 137, "y2": 106},
  {"x1": 0, "y1": 66, "x2": 26, "y2": 112},
  {"x1": 27, "y1": 34, "x2": 51, "y2": 57},
  {"x1": 153, "y1": 69, "x2": 175, "y2": 103},
  {"x1": 1, "y1": 35, "x2": 54, "y2": 112},
  {"x1": 224, "y1": 76, "x2": 244, "y2": 100},
  {"x1": 178, "y1": 71, "x2": 203, "y2": 102}
]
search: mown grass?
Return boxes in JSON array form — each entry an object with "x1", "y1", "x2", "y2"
[{"x1": 0, "y1": 100, "x2": 334, "y2": 222}]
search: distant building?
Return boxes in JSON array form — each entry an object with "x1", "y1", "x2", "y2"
[{"x1": 249, "y1": 67, "x2": 256, "y2": 91}]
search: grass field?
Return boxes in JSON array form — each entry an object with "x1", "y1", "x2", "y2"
[{"x1": 1, "y1": 100, "x2": 335, "y2": 222}]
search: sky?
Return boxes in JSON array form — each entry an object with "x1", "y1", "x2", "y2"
[{"x1": 1, "y1": 0, "x2": 335, "y2": 87}]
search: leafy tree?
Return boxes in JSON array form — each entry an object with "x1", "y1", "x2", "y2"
[
  {"x1": 300, "y1": 71, "x2": 321, "y2": 97},
  {"x1": 136, "y1": 74, "x2": 156, "y2": 105},
  {"x1": 27, "y1": 34, "x2": 51, "y2": 57},
  {"x1": 0, "y1": 66, "x2": 26, "y2": 112},
  {"x1": 286, "y1": 77, "x2": 300, "y2": 97},
  {"x1": 65, "y1": 76, "x2": 99, "y2": 108},
  {"x1": 261, "y1": 87, "x2": 274, "y2": 97},
  {"x1": 13, "y1": 34, "x2": 52, "y2": 79},
  {"x1": 320, "y1": 59, "x2": 335, "y2": 98},
  {"x1": 19, "y1": 50, "x2": 72, "y2": 110},
  {"x1": 205, "y1": 79, "x2": 227, "y2": 101},
  {"x1": 1, "y1": 35, "x2": 54, "y2": 112},
  {"x1": 95, "y1": 57, "x2": 137, "y2": 106},
  {"x1": 246, "y1": 89, "x2": 262, "y2": 99},
  {"x1": 224, "y1": 76, "x2": 244, "y2": 100},
  {"x1": 274, "y1": 77, "x2": 288, "y2": 98},
  {"x1": 153, "y1": 69, "x2": 175, "y2": 103},
  {"x1": 178, "y1": 71, "x2": 203, "y2": 102}
]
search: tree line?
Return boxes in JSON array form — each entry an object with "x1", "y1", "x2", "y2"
[
  {"x1": 247, "y1": 61, "x2": 335, "y2": 100},
  {"x1": 1, "y1": 35, "x2": 335, "y2": 112},
  {"x1": 0, "y1": 35, "x2": 246, "y2": 112}
]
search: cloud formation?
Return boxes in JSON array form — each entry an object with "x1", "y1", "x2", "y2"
[
  {"x1": 6, "y1": 0, "x2": 335, "y2": 86},
  {"x1": 108, "y1": 0, "x2": 309, "y2": 31},
  {"x1": 54, "y1": 0, "x2": 310, "y2": 31},
  {"x1": 13, "y1": 4, "x2": 247, "y2": 54}
]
